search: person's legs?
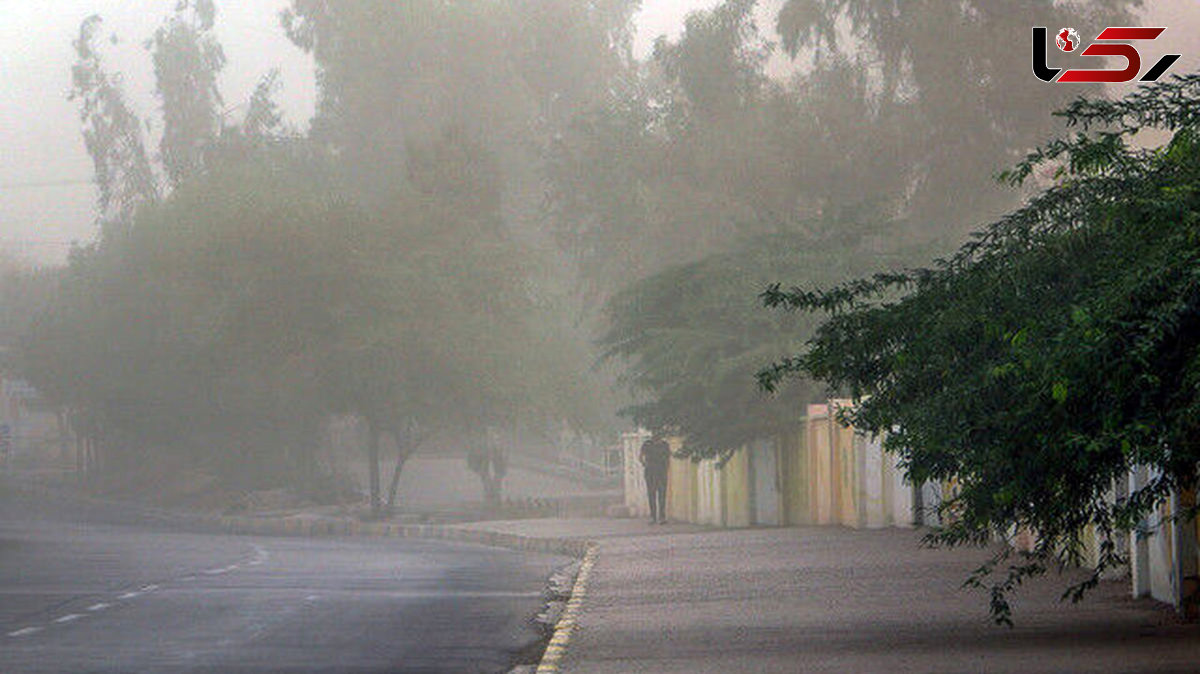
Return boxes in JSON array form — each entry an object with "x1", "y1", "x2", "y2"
[
  {"x1": 644, "y1": 471, "x2": 659, "y2": 523},
  {"x1": 648, "y1": 470, "x2": 666, "y2": 523},
  {"x1": 654, "y1": 475, "x2": 667, "y2": 523}
]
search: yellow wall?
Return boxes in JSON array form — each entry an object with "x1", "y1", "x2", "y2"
[
  {"x1": 834, "y1": 418, "x2": 859, "y2": 527},
  {"x1": 778, "y1": 431, "x2": 809, "y2": 526},
  {"x1": 649, "y1": 437, "x2": 753, "y2": 527},
  {"x1": 666, "y1": 437, "x2": 696, "y2": 523},
  {"x1": 721, "y1": 449, "x2": 751, "y2": 527},
  {"x1": 807, "y1": 404, "x2": 834, "y2": 525},
  {"x1": 624, "y1": 404, "x2": 918, "y2": 531}
]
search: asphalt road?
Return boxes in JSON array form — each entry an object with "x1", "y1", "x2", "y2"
[{"x1": 0, "y1": 487, "x2": 566, "y2": 673}]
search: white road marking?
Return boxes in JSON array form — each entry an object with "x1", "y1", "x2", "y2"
[
  {"x1": 304, "y1": 594, "x2": 320, "y2": 602},
  {"x1": 247, "y1": 544, "x2": 269, "y2": 566},
  {"x1": 3, "y1": 546, "x2": 276, "y2": 644}
]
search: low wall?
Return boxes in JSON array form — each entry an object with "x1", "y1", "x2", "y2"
[{"x1": 623, "y1": 400, "x2": 918, "y2": 531}]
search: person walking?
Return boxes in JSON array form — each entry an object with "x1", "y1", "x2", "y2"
[{"x1": 639, "y1": 429, "x2": 671, "y2": 524}]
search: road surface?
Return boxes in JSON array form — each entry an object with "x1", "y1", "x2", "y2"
[{"x1": 0, "y1": 486, "x2": 565, "y2": 673}]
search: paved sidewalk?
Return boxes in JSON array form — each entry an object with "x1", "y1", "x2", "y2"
[{"x1": 474, "y1": 519, "x2": 1200, "y2": 673}]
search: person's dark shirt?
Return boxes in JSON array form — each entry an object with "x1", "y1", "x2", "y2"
[{"x1": 640, "y1": 438, "x2": 670, "y2": 475}]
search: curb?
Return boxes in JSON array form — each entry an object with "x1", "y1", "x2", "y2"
[
  {"x1": 536, "y1": 542, "x2": 597, "y2": 673},
  {"x1": 216, "y1": 515, "x2": 593, "y2": 558}
]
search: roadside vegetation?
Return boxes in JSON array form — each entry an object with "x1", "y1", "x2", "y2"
[{"x1": 5, "y1": 0, "x2": 1193, "y2": 622}]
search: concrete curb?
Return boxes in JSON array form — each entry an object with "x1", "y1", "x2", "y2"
[
  {"x1": 216, "y1": 514, "x2": 593, "y2": 558},
  {"x1": 536, "y1": 542, "x2": 597, "y2": 673}
]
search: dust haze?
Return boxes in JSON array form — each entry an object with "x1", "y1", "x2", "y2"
[{"x1": 0, "y1": 0, "x2": 1195, "y2": 521}]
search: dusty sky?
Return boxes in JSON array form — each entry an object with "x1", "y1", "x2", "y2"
[
  {"x1": 0, "y1": 0, "x2": 314, "y2": 262},
  {"x1": 0, "y1": 0, "x2": 1196, "y2": 264},
  {"x1": 0, "y1": 0, "x2": 726, "y2": 263}
]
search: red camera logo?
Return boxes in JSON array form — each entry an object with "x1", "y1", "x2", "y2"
[{"x1": 1033, "y1": 26, "x2": 1181, "y2": 83}]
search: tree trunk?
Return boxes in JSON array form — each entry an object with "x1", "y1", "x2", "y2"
[
  {"x1": 291, "y1": 419, "x2": 320, "y2": 493},
  {"x1": 74, "y1": 427, "x2": 84, "y2": 478},
  {"x1": 55, "y1": 409, "x2": 70, "y2": 464},
  {"x1": 385, "y1": 435, "x2": 411, "y2": 513},
  {"x1": 366, "y1": 419, "x2": 381, "y2": 518},
  {"x1": 1177, "y1": 485, "x2": 1199, "y2": 619},
  {"x1": 482, "y1": 474, "x2": 500, "y2": 508}
]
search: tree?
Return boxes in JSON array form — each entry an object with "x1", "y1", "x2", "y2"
[
  {"x1": 148, "y1": 0, "x2": 226, "y2": 186},
  {"x1": 578, "y1": 1, "x2": 926, "y2": 456},
  {"x1": 48, "y1": 9, "x2": 343, "y2": 489},
  {"x1": 774, "y1": 0, "x2": 1138, "y2": 237},
  {"x1": 280, "y1": 0, "x2": 637, "y2": 204},
  {"x1": 281, "y1": 2, "x2": 638, "y2": 505},
  {"x1": 19, "y1": 141, "x2": 388, "y2": 487},
  {"x1": 548, "y1": 1, "x2": 924, "y2": 304},
  {"x1": 603, "y1": 224, "x2": 911, "y2": 459},
  {"x1": 42, "y1": 5, "x2": 612, "y2": 511},
  {"x1": 759, "y1": 75, "x2": 1200, "y2": 624},
  {"x1": 70, "y1": 15, "x2": 159, "y2": 233}
]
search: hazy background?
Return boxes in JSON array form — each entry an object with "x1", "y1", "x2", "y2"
[
  {"x1": 0, "y1": 0, "x2": 735, "y2": 264},
  {"x1": 4, "y1": 0, "x2": 1200, "y2": 516},
  {"x1": 4, "y1": 0, "x2": 1198, "y2": 265}
]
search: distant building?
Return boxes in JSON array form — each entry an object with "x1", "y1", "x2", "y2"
[{"x1": 0, "y1": 376, "x2": 70, "y2": 472}]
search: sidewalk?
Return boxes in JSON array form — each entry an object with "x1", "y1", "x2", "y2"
[{"x1": 472, "y1": 519, "x2": 1200, "y2": 673}]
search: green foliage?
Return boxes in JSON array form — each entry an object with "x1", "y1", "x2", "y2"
[
  {"x1": 38, "y1": 4, "x2": 630, "y2": 506},
  {"x1": 761, "y1": 75, "x2": 1200, "y2": 624},
  {"x1": 0, "y1": 256, "x2": 58, "y2": 361},
  {"x1": 603, "y1": 227, "x2": 911, "y2": 459},
  {"x1": 21, "y1": 149, "x2": 363, "y2": 484},
  {"x1": 282, "y1": 0, "x2": 637, "y2": 440},
  {"x1": 575, "y1": 1, "x2": 937, "y2": 456}
]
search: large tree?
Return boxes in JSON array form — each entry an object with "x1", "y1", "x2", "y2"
[
  {"x1": 775, "y1": 0, "x2": 1138, "y2": 236},
  {"x1": 602, "y1": 226, "x2": 911, "y2": 459},
  {"x1": 31, "y1": 5, "x2": 610, "y2": 511},
  {"x1": 589, "y1": 1, "x2": 925, "y2": 453},
  {"x1": 280, "y1": 0, "x2": 637, "y2": 500},
  {"x1": 760, "y1": 75, "x2": 1200, "y2": 623},
  {"x1": 20, "y1": 148, "x2": 370, "y2": 486},
  {"x1": 589, "y1": 0, "x2": 1144, "y2": 466}
]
